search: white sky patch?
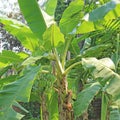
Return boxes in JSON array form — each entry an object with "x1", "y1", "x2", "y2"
[
  {"x1": 0, "y1": 0, "x2": 19, "y2": 16},
  {"x1": 0, "y1": 0, "x2": 48, "y2": 16},
  {"x1": 83, "y1": 13, "x2": 89, "y2": 21},
  {"x1": 38, "y1": 0, "x2": 47, "y2": 7}
]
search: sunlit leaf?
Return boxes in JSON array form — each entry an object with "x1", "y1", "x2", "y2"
[
  {"x1": 104, "y1": 4, "x2": 120, "y2": 20},
  {"x1": 82, "y1": 58, "x2": 120, "y2": 101},
  {"x1": 60, "y1": 0, "x2": 84, "y2": 34},
  {"x1": 0, "y1": 17, "x2": 40, "y2": 51},
  {"x1": 83, "y1": 1, "x2": 119, "y2": 22},
  {"x1": 77, "y1": 21, "x2": 104, "y2": 33},
  {"x1": 78, "y1": 1, "x2": 120, "y2": 33},
  {"x1": 44, "y1": 0, "x2": 57, "y2": 16},
  {"x1": 0, "y1": 51, "x2": 28, "y2": 67},
  {"x1": 43, "y1": 24, "x2": 64, "y2": 51}
]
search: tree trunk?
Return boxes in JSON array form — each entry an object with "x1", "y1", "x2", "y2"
[
  {"x1": 41, "y1": 93, "x2": 49, "y2": 120},
  {"x1": 57, "y1": 75, "x2": 74, "y2": 120}
]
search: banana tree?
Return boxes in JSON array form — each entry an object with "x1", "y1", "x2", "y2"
[
  {"x1": 0, "y1": 0, "x2": 120, "y2": 120},
  {"x1": 74, "y1": 57, "x2": 120, "y2": 120}
]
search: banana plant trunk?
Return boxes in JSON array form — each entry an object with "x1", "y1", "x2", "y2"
[
  {"x1": 57, "y1": 75, "x2": 74, "y2": 120},
  {"x1": 41, "y1": 93, "x2": 49, "y2": 120}
]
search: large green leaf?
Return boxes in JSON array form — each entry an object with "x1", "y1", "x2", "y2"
[
  {"x1": 77, "y1": 21, "x2": 104, "y2": 34},
  {"x1": 48, "y1": 90, "x2": 58, "y2": 120},
  {"x1": 44, "y1": 0, "x2": 57, "y2": 16},
  {"x1": 43, "y1": 24, "x2": 65, "y2": 51},
  {"x1": 82, "y1": 58, "x2": 120, "y2": 100},
  {"x1": 77, "y1": 1, "x2": 120, "y2": 34},
  {"x1": 0, "y1": 50, "x2": 28, "y2": 68},
  {"x1": 0, "y1": 17, "x2": 40, "y2": 51},
  {"x1": 18, "y1": 0, "x2": 47, "y2": 39},
  {"x1": 77, "y1": 21, "x2": 96, "y2": 34},
  {"x1": 83, "y1": 1, "x2": 119, "y2": 22},
  {"x1": 59, "y1": 0, "x2": 84, "y2": 34},
  {"x1": 74, "y1": 82, "x2": 101, "y2": 117},
  {"x1": 104, "y1": 4, "x2": 120, "y2": 20},
  {"x1": 0, "y1": 66, "x2": 40, "y2": 120}
]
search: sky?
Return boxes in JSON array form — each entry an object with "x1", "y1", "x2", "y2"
[
  {"x1": 0, "y1": 0, "x2": 45, "y2": 16},
  {"x1": 0, "y1": 0, "x2": 19, "y2": 16}
]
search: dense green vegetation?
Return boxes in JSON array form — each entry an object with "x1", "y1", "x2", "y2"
[{"x1": 0, "y1": 0, "x2": 120, "y2": 120}]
